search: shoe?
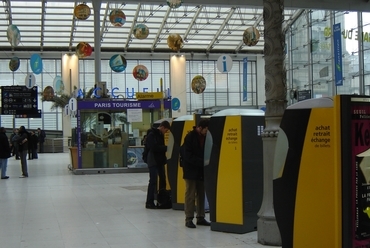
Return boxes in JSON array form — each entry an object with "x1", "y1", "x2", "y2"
[
  {"x1": 19, "y1": 175, "x2": 28, "y2": 178},
  {"x1": 185, "y1": 221, "x2": 196, "y2": 228},
  {"x1": 196, "y1": 219, "x2": 211, "y2": 226},
  {"x1": 145, "y1": 203, "x2": 157, "y2": 209},
  {"x1": 1, "y1": 176, "x2": 9, "y2": 179}
]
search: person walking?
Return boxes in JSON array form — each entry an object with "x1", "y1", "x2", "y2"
[
  {"x1": 37, "y1": 128, "x2": 46, "y2": 153},
  {"x1": 181, "y1": 119, "x2": 211, "y2": 228},
  {"x1": 12, "y1": 126, "x2": 29, "y2": 178},
  {"x1": 0, "y1": 127, "x2": 11, "y2": 179},
  {"x1": 145, "y1": 120, "x2": 171, "y2": 209}
]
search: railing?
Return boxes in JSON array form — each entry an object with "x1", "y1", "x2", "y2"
[{"x1": 44, "y1": 138, "x2": 70, "y2": 153}]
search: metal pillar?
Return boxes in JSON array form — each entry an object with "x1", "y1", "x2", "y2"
[{"x1": 92, "y1": 0, "x2": 102, "y2": 83}]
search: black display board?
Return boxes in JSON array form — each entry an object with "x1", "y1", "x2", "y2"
[{"x1": 1, "y1": 86, "x2": 39, "y2": 117}]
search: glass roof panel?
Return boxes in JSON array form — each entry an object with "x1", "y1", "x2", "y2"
[{"x1": 0, "y1": 0, "x2": 299, "y2": 54}]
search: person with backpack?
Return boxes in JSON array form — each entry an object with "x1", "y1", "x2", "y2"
[
  {"x1": 145, "y1": 121, "x2": 171, "y2": 209},
  {"x1": 181, "y1": 119, "x2": 211, "y2": 228}
]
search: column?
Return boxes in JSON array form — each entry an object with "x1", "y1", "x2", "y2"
[
  {"x1": 170, "y1": 55, "x2": 187, "y2": 118},
  {"x1": 257, "y1": 0, "x2": 286, "y2": 245}
]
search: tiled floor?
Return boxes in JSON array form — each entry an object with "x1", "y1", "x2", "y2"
[{"x1": 0, "y1": 152, "x2": 280, "y2": 248}]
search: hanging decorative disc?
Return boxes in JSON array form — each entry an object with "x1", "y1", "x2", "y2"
[
  {"x1": 7, "y1": 24, "x2": 21, "y2": 47},
  {"x1": 109, "y1": 54, "x2": 127, "y2": 73},
  {"x1": 30, "y1": 54, "x2": 43, "y2": 75},
  {"x1": 132, "y1": 65, "x2": 149, "y2": 81},
  {"x1": 133, "y1": 24, "x2": 149, "y2": 40},
  {"x1": 166, "y1": 0, "x2": 183, "y2": 9},
  {"x1": 74, "y1": 3, "x2": 91, "y2": 20},
  {"x1": 191, "y1": 75, "x2": 206, "y2": 94},
  {"x1": 43, "y1": 86, "x2": 55, "y2": 101},
  {"x1": 53, "y1": 76, "x2": 65, "y2": 95},
  {"x1": 9, "y1": 57, "x2": 20, "y2": 72},
  {"x1": 109, "y1": 9, "x2": 126, "y2": 27},
  {"x1": 167, "y1": 34, "x2": 184, "y2": 51},
  {"x1": 243, "y1": 27, "x2": 260, "y2": 47},
  {"x1": 76, "y1": 42, "x2": 92, "y2": 58}
]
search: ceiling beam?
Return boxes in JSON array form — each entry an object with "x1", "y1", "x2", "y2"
[
  {"x1": 206, "y1": 7, "x2": 236, "y2": 52},
  {"x1": 3, "y1": 0, "x2": 13, "y2": 25},
  {"x1": 100, "y1": 2, "x2": 111, "y2": 42},
  {"x1": 124, "y1": 3, "x2": 141, "y2": 52},
  {"x1": 151, "y1": 6, "x2": 171, "y2": 51},
  {"x1": 40, "y1": 0, "x2": 46, "y2": 51},
  {"x1": 68, "y1": 1, "x2": 78, "y2": 51},
  {"x1": 183, "y1": 5, "x2": 203, "y2": 43}
]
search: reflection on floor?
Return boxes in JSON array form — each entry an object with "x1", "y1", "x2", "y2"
[{"x1": 0, "y1": 152, "x2": 281, "y2": 248}]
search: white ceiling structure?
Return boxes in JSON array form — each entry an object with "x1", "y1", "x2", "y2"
[
  {"x1": 1, "y1": 0, "x2": 369, "y2": 56},
  {"x1": 0, "y1": 0, "x2": 302, "y2": 55}
]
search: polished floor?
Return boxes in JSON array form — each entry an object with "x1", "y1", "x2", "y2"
[{"x1": 0, "y1": 152, "x2": 280, "y2": 248}]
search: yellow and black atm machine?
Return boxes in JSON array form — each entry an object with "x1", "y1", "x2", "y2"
[
  {"x1": 273, "y1": 95, "x2": 370, "y2": 248},
  {"x1": 204, "y1": 108, "x2": 265, "y2": 233},
  {"x1": 167, "y1": 115, "x2": 195, "y2": 210}
]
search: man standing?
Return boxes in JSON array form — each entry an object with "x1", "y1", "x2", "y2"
[
  {"x1": 13, "y1": 126, "x2": 29, "y2": 178},
  {"x1": 37, "y1": 128, "x2": 46, "y2": 153},
  {"x1": 0, "y1": 127, "x2": 11, "y2": 179},
  {"x1": 145, "y1": 120, "x2": 171, "y2": 209},
  {"x1": 182, "y1": 119, "x2": 211, "y2": 228},
  {"x1": 9, "y1": 128, "x2": 19, "y2": 159}
]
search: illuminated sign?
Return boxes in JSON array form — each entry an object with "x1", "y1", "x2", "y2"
[{"x1": 136, "y1": 92, "x2": 164, "y2": 100}]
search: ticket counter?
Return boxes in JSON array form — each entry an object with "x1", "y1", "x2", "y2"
[{"x1": 72, "y1": 99, "x2": 170, "y2": 174}]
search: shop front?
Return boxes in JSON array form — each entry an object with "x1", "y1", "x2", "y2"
[{"x1": 71, "y1": 99, "x2": 171, "y2": 174}]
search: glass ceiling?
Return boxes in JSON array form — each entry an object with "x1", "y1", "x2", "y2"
[{"x1": 0, "y1": 1, "x2": 299, "y2": 54}]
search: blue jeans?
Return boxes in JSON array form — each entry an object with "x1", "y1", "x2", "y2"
[
  {"x1": 0, "y1": 158, "x2": 8, "y2": 178},
  {"x1": 146, "y1": 165, "x2": 166, "y2": 205}
]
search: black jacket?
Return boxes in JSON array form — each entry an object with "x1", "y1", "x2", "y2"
[
  {"x1": 0, "y1": 132, "x2": 11, "y2": 159},
  {"x1": 146, "y1": 128, "x2": 167, "y2": 167},
  {"x1": 182, "y1": 127, "x2": 205, "y2": 181},
  {"x1": 13, "y1": 131, "x2": 28, "y2": 152}
]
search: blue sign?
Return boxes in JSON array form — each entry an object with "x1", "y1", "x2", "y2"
[
  {"x1": 172, "y1": 97, "x2": 180, "y2": 111},
  {"x1": 243, "y1": 57, "x2": 248, "y2": 101},
  {"x1": 30, "y1": 54, "x2": 43, "y2": 75},
  {"x1": 333, "y1": 23, "x2": 343, "y2": 86},
  {"x1": 77, "y1": 100, "x2": 171, "y2": 110}
]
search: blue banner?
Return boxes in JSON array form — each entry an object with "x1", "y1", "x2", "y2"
[
  {"x1": 77, "y1": 99, "x2": 171, "y2": 110},
  {"x1": 243, "y1": 57, "x2": 248, "y2": 101},
  {"x1": 333, "y1": 23, "x2": 343, "y2": 86}
]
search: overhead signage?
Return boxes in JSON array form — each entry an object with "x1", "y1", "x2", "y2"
[
  {"x1": 135, "y1": 92, "x2": 164, "y2": 100},
  {"x1": 1, "y1": 85, "x2": 38, "y2": 116}
]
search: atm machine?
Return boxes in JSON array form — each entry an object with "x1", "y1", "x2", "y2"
[
  {"x1": 204, "y1": 108, "x2": 265, "y2": 233},
  {"x1": 273, "y1": 95, "x2": 370, "y2": 248}
]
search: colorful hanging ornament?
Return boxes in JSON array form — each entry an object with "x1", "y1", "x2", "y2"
[
  {"x1": 243, "y1": 27, "x2": 260, "y2": 47},
  {"x1": 9, "y1": 57, "x2": 20, "y2": 72},
  {"x1": 167, "y1": 34, "x2": 184, "y2": 51},
  {"x1": 74, "y1": 3, "x2": 91, "y2": 20},
  {"x1": 109, "y1": 54, "x2": 127, "y2": 73},
  {"x1": 133, "y1": 24, "x2": 149, "y2": 40},
  {"x1": 109, "y1": 9, "x2": 126, "y2": 27},
  {"x1": 7, "y1": 24, "x2": 21, "y2": 47},
  {"x1": 132, "y1": 65, "x2": 149, "y2": 81},
  {"x1": 191, "y1": 75, "x2": 206, "y2": 94},
  {"x1": 76, "y1": 42, "x2": 92, "y2": 58}
]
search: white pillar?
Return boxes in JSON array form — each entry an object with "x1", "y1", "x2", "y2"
[
  {"x1": 170, "y1": 55, "x2": 187, "y2": 118},
  {"x1": 61, "y1": 54, "x2": 79, "y2": 140}
]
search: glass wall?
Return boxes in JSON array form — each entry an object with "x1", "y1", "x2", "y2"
[
  {"x1": 286, "y1": 10, "x2": 370, "y2": 102},
  {"x1": 0, "y1": 57, "x2": 258, "y2": 131}
]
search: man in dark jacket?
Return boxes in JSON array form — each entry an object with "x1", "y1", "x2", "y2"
[
  {"x1": 12, "y1": 126, "x2": 29, "y2": 178},
  {"x1": 37, "y1": 128, "x2": 46, "y2": 153},
  {"x1": 0, "y1": 127, "x2": 11, "y2": 179},
  {"x1": 182, "y1": 119, "x2": 211, "y2": 228},
  {"x1": 145, "y1": 120, "x2": 171, "y2": 209}
]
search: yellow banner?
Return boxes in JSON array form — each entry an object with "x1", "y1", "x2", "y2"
[{"x1": 136, "y1": 92, "x2": 163, "y2": 100}]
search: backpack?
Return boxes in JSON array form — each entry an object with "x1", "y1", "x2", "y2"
[
  {"x1": 142, "y1": 129, "x2": 152, "y2": 163},
  {"x1": 156, "y1": 189, "x2": 172, "y2": 209}
]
